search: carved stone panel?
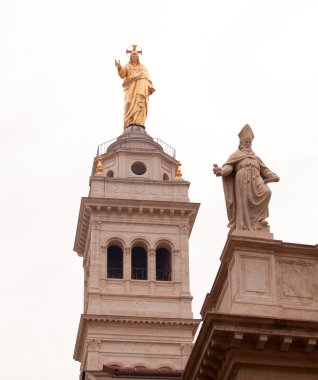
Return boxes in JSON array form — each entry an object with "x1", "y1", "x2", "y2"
[
  {"x1": 179, "y1": 224, "x2": 190, "y2": 235},
  {"x1": 90, "y1": 220, "x2": 101, "y2": 230},
  {"x1": 87, "y1": 339, "x2": 101, "y2": 352},
  {"x1": 277, "y1": 260, "x2": 316, "y2": 304},
  {"x1": 180, "y1": 343, "x2": 193, "y2": 355},
  {"x1": 238, "y1": 254, "x2": 273, "y2": 300}
]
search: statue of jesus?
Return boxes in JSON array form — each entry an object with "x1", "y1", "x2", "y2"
[{"x1": 115, "y1": 45, "x2": 155, "y2": 129}]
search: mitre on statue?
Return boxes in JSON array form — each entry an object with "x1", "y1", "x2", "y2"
[{"x1": 238, "y1": 124, "x2": 254, "y2": 140}]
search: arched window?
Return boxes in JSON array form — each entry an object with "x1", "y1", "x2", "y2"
[
  {"x1": 131, "y1": 246, "x2": 147, "y2": 280},
  {"x1": 156, "y1": 248, "x2": 171, "y2": 281},
  {"x1": 106, "y1": 170, "x2": 114, "y2": 177},
  {"x1": 163, "y1": 173, "x2": 169, "y2": 180},
  {"x1": 107, "y1": 245, "x2": 123, "y2": 279}
]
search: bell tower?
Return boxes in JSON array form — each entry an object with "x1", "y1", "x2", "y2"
[{"x1": 73, "y1": 125, "x2": 200, "y2": 378}]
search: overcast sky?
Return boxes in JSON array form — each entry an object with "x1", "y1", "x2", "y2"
[{"x1": 1, "y1": 1, "x2": 318, "y2": 378}]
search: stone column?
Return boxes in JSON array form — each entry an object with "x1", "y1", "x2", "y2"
[
  {"x1": 149, "y1": 248, "x2": 155, "y2": 293},
  {"x1": 173, "y1": 248, "x2": 181, "y2": 295},
  {"x1": 124, "y1": 246, "x2": 131, "y2": 292}
]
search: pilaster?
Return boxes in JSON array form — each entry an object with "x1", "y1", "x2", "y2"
[
  {"x1": 89, "y1": 219, "x2": 101, "y2": 290},
  {"x1": 179, "y1": 223, "x2": 190, "y2": 295},
  {"x1": 149, "y1": 248, "x2": 155, "y2": 293},
  {"x1": 124, "y1": 247, "x2": 131, "y2": 292}
]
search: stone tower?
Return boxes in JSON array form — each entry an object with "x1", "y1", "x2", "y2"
[{"x1": 73, "y1": 126, "x2": 200, "y2": 379}]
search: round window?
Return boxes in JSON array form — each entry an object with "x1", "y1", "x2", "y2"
[{"x1": 131, "y1": 161, "x2": 147, "y2": 175}]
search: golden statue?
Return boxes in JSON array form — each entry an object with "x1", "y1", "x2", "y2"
[{"x1": 115, "y1": 45, "x2": 155, "y2": 129}]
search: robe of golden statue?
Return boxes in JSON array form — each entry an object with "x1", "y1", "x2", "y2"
[{"x1": 115, "y1": 50, "x2": 155, "y2": 129}]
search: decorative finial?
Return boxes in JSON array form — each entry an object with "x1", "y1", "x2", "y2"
[
  {"x1": 95, "y1": 156, "x2": 103, "y2": 175},
  {"x1": 176, "y1": 161, "x2": 183, "y2": 180}
]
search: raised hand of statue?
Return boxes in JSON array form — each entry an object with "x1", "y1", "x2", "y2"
[
  {"x1": 213, "y1": 164, "x2": 223, "y2": 176},
  {"x1": 115, "y1": 59, "x2": 121, "y2": 69}
]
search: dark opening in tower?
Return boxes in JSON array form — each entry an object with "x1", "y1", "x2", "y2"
[
  {"x1": 107, "y1": 245, "x2": 123, "y2": 279},
  {"x1": 131, "y1": 246, "x2": 148, "y2": 280},
  {"x1": 156, "y1": 248, "x2": 171, "y2": 281}
]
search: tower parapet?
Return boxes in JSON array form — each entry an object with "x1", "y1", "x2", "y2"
[{"x1": 89, "y1": 126, "x2": 190, "y2": 203}]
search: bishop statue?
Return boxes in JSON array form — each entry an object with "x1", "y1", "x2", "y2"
[{"x1": 213, "y1": 124, "x2": 280, "y2": 233}]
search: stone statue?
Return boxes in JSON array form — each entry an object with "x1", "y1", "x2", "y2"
[
  {"x1": 115, "y1": 45, "x2": 155, "y2": 129},
  {"x1": 213, "y1": 124, "x2": 280, "y2": 233}
]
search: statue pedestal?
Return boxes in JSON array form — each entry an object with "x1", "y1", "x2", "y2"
[
  {"x1": 230, "y1": 228, "x2": 273, "y2": 240},
  {"x1": 183, "y1": 235, "x2": 318, "y2": 379},
  {"x1": 202, "y1": 235, "x2": 318, "y2": 320}
]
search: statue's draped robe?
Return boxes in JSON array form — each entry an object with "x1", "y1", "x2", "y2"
[
  {"x1": 118, "y1": 63, "x2": 155, "y2": 128},
  {"x1": 222, "y1": 149, "x2": 277, "y2": 231}
]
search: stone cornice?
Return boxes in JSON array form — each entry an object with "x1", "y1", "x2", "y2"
[
  {"x1": 74, "y1": 197, "x2": 200, "y2": 257},
  {"x1": 81, "y1": 314, "x2": 200, "y2": 325},
  {"x1": 183, "y1": 312, "x2": 318, "y2": 380},
  {"x1": 89, "y1": 175, "x2": 191, "y2": 187},
  {"x1": 73, "y1": 314, "x2": 201, "y2": 362},
  {"x1": 221, "y1": 234, "x2": 318, "y2": 258},
  {"x1": 98, "y1": 292, "x2": 194, "y2": 301}
]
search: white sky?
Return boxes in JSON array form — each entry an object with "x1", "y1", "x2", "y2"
[{"x1": 1, "y1": 1, "x2": 318, "y2": 378}]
